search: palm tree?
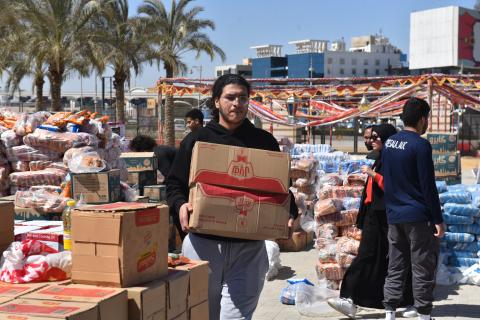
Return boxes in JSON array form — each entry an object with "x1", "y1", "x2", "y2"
[
  {"x1": 12, "y1": 0, "x2": 101, "y2": 111},
  {"x1": 138, "y1": 0, "x2": 225, "y2": 146},
  {"x1": 90, "y1": 0, "x2": 151, "y2": 122}
]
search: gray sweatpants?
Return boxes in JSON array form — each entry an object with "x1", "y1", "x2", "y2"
[
  {"x1": 182, "y1": 233, "x2": 269, "y2": 320},
  {"x1": 383, "y1": 222, "x2": 439, "y2": 315}
]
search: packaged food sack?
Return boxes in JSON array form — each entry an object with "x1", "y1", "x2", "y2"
[
  {"x1": 442, "y1": 212, "x2": 474, "y2": 225},
  {"x1": 443, "y1": 203, "x2": 480, "y2": 217},
  {"x1": 443, "y1": 232, "x2": 475, "y2": 243},
  {"x1": 447, "y1": 224, "x2": 480, "y2": 235},
  {"x1": 439, "y1": 191, "x2": 472, "y2": 205}
]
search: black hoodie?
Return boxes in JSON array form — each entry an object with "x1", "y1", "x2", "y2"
[{"x1": 166, "y1": 119, "x2": 298, "y2": 238}]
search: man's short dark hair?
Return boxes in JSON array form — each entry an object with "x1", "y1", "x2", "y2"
[
  {"x1": 185, "y1": 108, "x2": 204, "y2": 124},
  {"x1": 129, "y1": 134, "x2": 157, "y2": 152},
  {"x1": 401, "y1": 97, "x2": 430, "y2": 127}
]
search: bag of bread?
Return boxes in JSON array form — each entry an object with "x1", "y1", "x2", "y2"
[{"x1": 68, "y1": 151, "x2": 106, "y2": 173}]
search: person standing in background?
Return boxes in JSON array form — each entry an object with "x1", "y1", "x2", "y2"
[{"x1": 381, "y1": 97, "x2": 445, "y2": 320}]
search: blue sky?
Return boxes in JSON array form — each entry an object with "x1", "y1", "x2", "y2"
[{"x1": 7, "y1": 0, "x2": 477, "y2": 94}]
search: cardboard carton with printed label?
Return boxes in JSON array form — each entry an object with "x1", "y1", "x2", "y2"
[
  {"x1": 0, "y1": 202, "x2": 14, "y2": 254},
  {"x1": 127, "y1": 279, "x2": 166, "y2": 320},
  {"x1": 171, "y1": 260, "x2": 208, "y2": 308},
  {"x1": 121, "y1": 152, "x2": 157, "y2": 172},
  {"x1": 188, "y1": 142, "x2": 291, "y2": 240},
  {"x1": 0, "y1": 283, "x2": 48, "y2": 299},
  {"x1": 71, "y1": 203, "x2": 168, "y2": 287},
  {"x1": 23, "y1": 284, "x2": 127, "y2": 320},
  {"x1": 0, "y1": 298, "x2": 98, "y2": 320},
  {"x1": 71, "y1": 170, "x2": 121, "y2": 204}
]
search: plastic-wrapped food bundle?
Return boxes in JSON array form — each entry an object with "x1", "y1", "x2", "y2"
[
  {"x1": 13, "y1": 112, "x2": 50, "y2": 136},
  {"x1": 448, "y1": 225, "x2": 480, "y2": 235},
  {"x1": 291, "y1": 158, "x2": 317, "y2": 178},
  {"x1": 471, "y1": 191, "x2": 480, "y2": 208},
  {"x1": 315, "y1": 223, "x2": 338, "y2": 240},
  {"x1": 6, "y1": 145, "x2": 61, "y2": 162},
  {"x1": 448, "y1": 241, "x2": 479, "y2": 252},
  {"x1": 444, "y1": 232, "x2": 475, "y2": 243},
  {"x1": 315, "y1": 262, "x2": 345, "y2": 281},
  {"x1": 318, "y1": 244, "x2": 337, "y2": 263},
  {"x1": 318, "y1": 173, "x2": 343, "y2": 187},
  {"x1": 339, "y1": 225, "x2": 362, "y2": 241},
  {"x1": 11, "y1": 161, "x2": 30, "y2": 172},
  {"x1": 336, "y1": 236, "x2": 360, "y2": 256},
  {"x1": 291, "y1": 144, "x2": 332, "y2": 155},
  {"x1": 314, "y1": 199, "x2": 343, "y2": 217},
  {"x1": 339, "y1": 160, "x2": 371, "y2": 175},
  {"x1": 344, "y1": 173, "x2": 367, "y2": 186},
  {"x1": 336, "y1": 253, "x2": 356, "y2": 268},
  {"x1": 447, "y1": 184, "x2": 467, "y2": 192},
  {"x1": 63, "y1": 146, "x2": 97, "y2": 165},
  {"x1": 342, "y1": 197, "x2": 361, "y2": 210},
  {"x1": 316, "y1": 212, "x2": 342, "y2": 225},
  {"x1": 24, "y1": 129, "x2": 99, "y2": 153},
  {"x1": 318, "y1": 186, "x2": 364, "y2": 200},
  {"x1": 9, "y1": 169, "x2": 67, "y2": 188},
  {"x1": 293, "y1": 192, "x2": 307, "y2": 215},
  {"x1": 436, "y1": 181, "x2": 448, "y2": 193},
  {"x1": 444, "y1": 203, "x2": 480, "y2": 217},
  {"x1": 326, "y1": 280, "x2": 342, "y2": 290},
  {"x1": 442, "y1": 212, "x2": 474, "y2": 225},
  {"x1": 335, "y1": 209, "x2": 359, "y2": 227},
  {"x1": 68, "y1": 151, "x2": 106, "y2": 174},
  {"x1": 1, "y1": 130, "x2": 22, "y2": 148},
  {"x1": 293, "y1": 176, "x2": 317, "y2": 187},
  {"x1": 29, "y1": 161, "x2": 53, "y2": 171},
  {"x1": 315, "y1": 237, "x2": 337, "y2": 250},
  {"x1": 448, "y1": 257, "x2": 480, "y2": 267},
  {"x1": 44, "y1": 112, "x2": 72, "y2": 127},
  {"x1": 439, "y1": 191, "x2": 472, "y2": 204},
  {"x1": 14, "y1": 189, "x2": 66, "y2": 213},
  {"x1": 30, "y1": 185, "x2": 63, "y2": 193}
]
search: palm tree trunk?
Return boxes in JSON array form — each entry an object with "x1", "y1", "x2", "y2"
[
  {"x1": 164, "y1": 65, "x2": 175, "y2": 146},
  {"x1": 49, "y1": 68, "x2": 63, "y2": 112},
  {"x1": 34, "y1": 75, "x2": 45, "y2": 112},
  {"x1": 114, "y1": 75, "x2": 126, "y2": 123}
]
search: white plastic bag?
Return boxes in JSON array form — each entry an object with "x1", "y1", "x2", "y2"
[
  {"x1": 265, "y1": 240, "x2": 281, "y2": 280},
  {"x1": 68, "y1": 151, "x2": 106, "y2": 173},
  {"x1": 459, "y1": 262, "x2": 480, "y2": 285},
  {"x1": 295, "y1": 282, "x2": 337, "y2": 317}
]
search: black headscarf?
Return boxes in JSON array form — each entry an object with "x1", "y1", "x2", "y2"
[{"x1": 372, "y1": 123, "x2": 397, "y2": 144}]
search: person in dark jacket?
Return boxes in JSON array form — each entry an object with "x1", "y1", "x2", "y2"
[
  {"x1": 328, "y1": 124, "x2": 414, "y2": 318},
  {"x1": 382, "y1": 98, "x2": 445, "y2": 320},
  {"x1": 166, "y1": 74, "x2": 298, "y2": 320}
]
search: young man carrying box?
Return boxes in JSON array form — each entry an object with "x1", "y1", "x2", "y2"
[{"x1": 167, "y1": 74, "x2": 298, "y2": 320}]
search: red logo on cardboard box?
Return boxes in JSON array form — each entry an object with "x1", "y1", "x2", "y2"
[
  {"x1": 228, "y1": 151, "x2": 253, "y2": 180},
  {"x1": 135, "y1": 208, "x2": 160, "y2": 226},
  {"x1": 235, "y1": 196, "x2": 254, "y2": 216},
  {"x1": 137, "y1": 250, "x2": 157, "y2": 272}
]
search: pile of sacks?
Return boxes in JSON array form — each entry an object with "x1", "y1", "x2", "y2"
[
  {"x1": 438, "y1": 182, "x2": 480, "y2": 268},
  {"x1": 313, "y1": 172, "x2": 366, "y2": 290},
  {"x1": 0, "y1": 109, "x2": 128, "y2": 212}
]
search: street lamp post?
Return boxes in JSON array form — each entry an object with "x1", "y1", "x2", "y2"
[{"x1": 191, "y1": 66, "x2": 203, "y2": 108}]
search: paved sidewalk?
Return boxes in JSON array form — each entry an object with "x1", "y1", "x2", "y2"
[{"x1": 254, "y1": 247, "x2": 480, "y2": 320}]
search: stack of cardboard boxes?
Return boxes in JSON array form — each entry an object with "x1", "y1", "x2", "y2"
[
  {"x1": 0, "y1": 202, "x2": 13, "y2": 254},
  {"x1": 427, "y1": 133, "x2": 461, "y2": 185},
  {"x1": 188, "y1": 142, "x2": 291, "y2": 240},
  {"x1": 0, "y1": 202, "x2": 209, "y2": 320},
  {"x1": 121, "y1": 152, "x2": 158, "y2": 197}
]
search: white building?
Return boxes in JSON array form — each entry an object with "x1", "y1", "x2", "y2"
[
  {"x1": 215, "y1": 59, "x2": 252, "y2": 78},
  {"x1": 323, "y1": 35, "x2": 405, "y2": 78},
  {"x1": 410, "y1": 6, "x2": 480, "y2": 72}
]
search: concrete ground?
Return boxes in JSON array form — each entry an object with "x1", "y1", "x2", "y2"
[
  {"x1": 255, "y1": 156, "x2": 480, "y2": 320},
  {"x1": 255, "y1": 246, "x2": 480, "y2": 320}
]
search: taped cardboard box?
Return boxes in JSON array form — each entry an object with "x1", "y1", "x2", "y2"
[
  {"x1": 121, "y1": 152, "x2": 157, "y2": 172},
  {"x1": 0, "y1": 298, "x2": 98, "y2": 320},
  {"x1": 189, "y1": 300, "x2": 209, "y2": 320},
  {"x1": 189, "y1": 142, "x2": 290, "y2": 194},
  {"x1": 127, "y1": 171, "x2": 157, "y2": 195},
  {"x1": 189, "y1": 183, "x2": 290, "y2": 240},
  {"x1": 71, "y1": 203, "x2": 168, "y2": 287},
  {"x1": 0, "y1": 283, "x2": 48, "y2": 298},
  {"x1": 14, "y1": 207, "x2": 62, "y2": 221},
  {"x1": 127, "y1": 279, "x2": 166, "y2": 320},
  {"x1": 427, "y1": 133, "x2": 457, "y2": 154},
  {"x1": 172, "y1": 260, "x2": 208, "y2": 308},
  {"x1": 0, "y1": 202, "x2": 14, "y2": 254},
  {"x1": 277, "y1": 231, "x2": 307, "y2": 252},
  {"x1": 433, "y1": 152, "x2": 460, "y2": 177},
  {"x1": 23, "y1": 284, "x2": 127, "y2": 320},
  {"x1": 171, "y1": 313, "x2": 187, "y2": 320},
  {"x1": 143, "y1": 185, "x2": 167, "y2": 203},
  {"x1": 160, "y1": 269, "x2": 189, "y2": 320},
  {"x1": 71, "y1": 169, "x2": 121, "y2": 204}
]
